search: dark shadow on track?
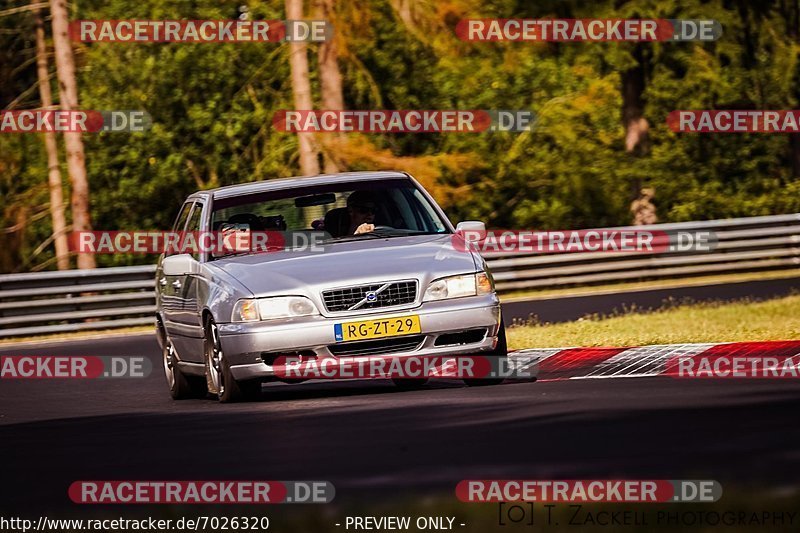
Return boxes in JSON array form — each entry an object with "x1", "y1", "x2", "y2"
[{"x1": 2, "y1": 377, "x2": 799, "y2": 511}]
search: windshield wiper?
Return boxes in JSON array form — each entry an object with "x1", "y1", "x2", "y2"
[
  {"x1": 325, "y1": 233, "x2": 386, "y2": 243},
  {"x1": 395, "y1": 230, "x2": 445, "y2": 236},
  {"x1": 326, "y1": 229, "x2": 445, "y2": 243},
  {"x1": 212, "y1": 250, "x2": 257, "y2": 260}
]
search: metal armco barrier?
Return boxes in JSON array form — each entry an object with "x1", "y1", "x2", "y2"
[
  {"x1": 0, "y1": 265, "x2": 157, "y2": 337},
  {"x1": 1, "y1": 214, "x2": 798, "y2": 338},
  {"x1": 487, "y1": 213, "x2": 800, "y2": 291}
]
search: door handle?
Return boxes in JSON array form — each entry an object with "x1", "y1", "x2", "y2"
[
  {"x1": 172, "y1": 280, "x2": 182, "y2": 290},
  {"x1": 159, "y1": 278, "x2": 167, "y2": 287}
]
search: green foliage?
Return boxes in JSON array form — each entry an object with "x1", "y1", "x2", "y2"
[{"x1": 1, "y1": 0, "x2": 800, "y2": 271}]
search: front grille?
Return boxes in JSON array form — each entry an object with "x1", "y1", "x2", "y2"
[
  {"x1": 329, "y1": 335, "x2": 425, "y2": 356},
  {"x1": 322, "y1": 280, "x2": 417, "y2": 312}
]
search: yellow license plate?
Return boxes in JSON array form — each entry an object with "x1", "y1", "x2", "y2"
[{"x1": 334, "y1": 315, "x2": 421, "y2": 342}]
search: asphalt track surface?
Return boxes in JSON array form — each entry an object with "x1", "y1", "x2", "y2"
[
  {"x1": 501, "y1": 276, "x2": 800, "y2": 323},
  {"x1": 2, "y1": 332, "x2": 800, "y2": 511}
]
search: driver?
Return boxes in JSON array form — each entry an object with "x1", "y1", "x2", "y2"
[{"x1": 346, "y1": 190, "x2": 377, "y2": 235}]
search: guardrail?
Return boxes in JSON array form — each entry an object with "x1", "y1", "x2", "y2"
[
  {"x1": 0, "y1": 265, "x2": 157, "y2": 337},
  {"x1": 487, "y1": 213, "x2": 800, "y2": 292},
  {"x1": 1, "y1": 214, "x2": 798, "y2": 337}
]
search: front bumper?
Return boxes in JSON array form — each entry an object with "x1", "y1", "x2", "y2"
[{"x1": 216, "y1": 294, "x2": 502, "y2": 381}]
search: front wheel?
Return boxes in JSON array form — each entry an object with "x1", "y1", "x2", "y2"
[
  {"x1": 205, "y1": 318, "x2": 261, "y2": 403},
  {"x1": 464, "y1": 319, "x2": 508, "y2": 387}
]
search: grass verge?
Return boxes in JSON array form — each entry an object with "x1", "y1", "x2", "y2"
[{"x1": 507, "y1": 294, "x2": 800, "y2": 348}]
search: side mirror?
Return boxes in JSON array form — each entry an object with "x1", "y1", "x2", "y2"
[
  {"x1": 162, "y1": 253, "x2": 196, "y2": 276},
  {"x1": 455, "y1": 221, "x2": 486, "y2": 233},
  {"x1": 454, "y1": 221, "x2": 486, "y2": 249}
]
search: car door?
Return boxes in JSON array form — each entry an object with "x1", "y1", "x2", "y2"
[
  {"x1": 159, "y1": 201, "x2": 193, "y2": 337},
  {"x1": 169, "y1": 201, "x2": 206, "y2": 363}
]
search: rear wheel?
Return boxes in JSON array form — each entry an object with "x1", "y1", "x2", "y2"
[
  {"x1": 205, "y1": 317, "x2": 261, "y2": 403},
  {"x1": 162, "y1": 334, "x2": 206, "y2": 399},
  {"x1": 464, "y1": 319, "x2": 508, "y2": 387}
]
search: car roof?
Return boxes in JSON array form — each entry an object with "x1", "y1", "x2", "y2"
[{"x1": 188, "y1": 171, "x2": 411, "y2": 201}]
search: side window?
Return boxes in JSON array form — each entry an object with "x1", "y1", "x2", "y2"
[
  {"x1": 172, "y1": 202, "x2": 193, "y2": 232},
  {"x1": 410, "y1": 188, "x2": 446, "y2": 232},
  {"x1": 186, "y1": 203, "x2": 204, "y2": 261},
  {"x1": 167, "y1": 202, "x2": 193, "y2": 257}
]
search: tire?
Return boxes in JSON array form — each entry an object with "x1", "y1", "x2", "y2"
[
  {"x1": 162, "y1": 334, "x2": 206, "y2": 399},
  {"x1": 221, "y1": 356, "x2": 262, "y2": 402},
  {"x1": 205, "y1": 317, "x2": 261, "y2": 403},
  {"x1": 392, "y1": 378, "x2": 429, "y2": 389},
  {"x1": 464, "y1": 319, "x2": 508, "y2": 387}
]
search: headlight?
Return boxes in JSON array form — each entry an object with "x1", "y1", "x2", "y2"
[
  {"x1": 258, "y1": 296, "x2": 318, "y2": 320},
  {"x1": 423, "y1": 272, "x2": 494, "y2": 302},
  {"x1": 232, "y1": 296, "x2": 319, "y2": 322}
]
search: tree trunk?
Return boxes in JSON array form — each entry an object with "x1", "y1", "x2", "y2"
[
  {"x1": 34, "y1": 3, "x2": 70, "y2": 270},
  {"x1": 790, "y1": 134, "x2": 800, "y2": 179},
  {"x1": 49, "y1": 0, "x2": 95, "y2": 269},
  {"x1": 622, "y1": 44, "x2": 652, "y2": 224},
  {"x1": 621, "y1": 45, "x2": 650, "y2": 158},
  {"x1": 315, "y1": 0, "x2": 343, "y2": 173},
  {"x1": 286, "y1": 0, "x2": 320, "y2": 176},
  {"x1": 783, "y1": 0, "x2": 800, "y2": 179}
]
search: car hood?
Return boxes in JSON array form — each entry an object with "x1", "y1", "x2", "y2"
[{"x1": 207, "y1": 234, "x2": 478, "y2": 297}]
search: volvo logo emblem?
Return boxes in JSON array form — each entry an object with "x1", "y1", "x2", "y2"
[{"x1": 365, "y1": 291, "x2": 378, "y2": 302}]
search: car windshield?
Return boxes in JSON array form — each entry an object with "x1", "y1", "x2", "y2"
[{"x1": 209, "y1": 178, "x2": 450, "y2": 259}]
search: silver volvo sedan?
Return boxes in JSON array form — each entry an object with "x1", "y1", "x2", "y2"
[{"x1": 155, "y1": 171, "x2": 506, "y2": 402}]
